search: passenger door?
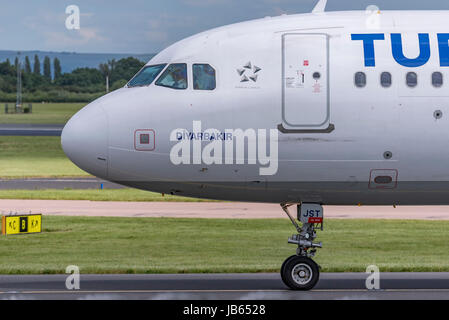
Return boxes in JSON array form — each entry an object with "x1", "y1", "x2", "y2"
[{"x1": 281, "y1": 33, "x2": 332, "y2": 132}]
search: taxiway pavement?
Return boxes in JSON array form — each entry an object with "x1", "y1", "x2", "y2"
[
  {"x1": 0, "y1": 178, "x2": 123, "y2": 190},
  {"x1": 1, "y1": 273, "x2": 449, "y2": 300},
  {"x1": 0, "y1": 124, "x2": 63, "y2": 136}
]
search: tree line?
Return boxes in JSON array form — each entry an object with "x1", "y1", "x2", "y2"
[{"x1": 0, "y1": 55, "x2": 145, "y2": 102}]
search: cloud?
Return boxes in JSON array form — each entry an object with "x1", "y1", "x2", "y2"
[
  {"x1": 80, "y1": 12, "x2": 95, "y2": 18},
  {"x1": 181, "y1": 0, "x2": 227, "y2": 6},
  {"x1": 78, "y1": 28, "x2": 106, "y2": 42},
  {"x1": 44, "y1": 28, "x2": 107, "y2": 47},
  {"x1": 145, "y1": 30, "x2": 169, "y2": 42},
  {"x1": 18, "y1": 8, "x2": 107, "y2": 51},
  {"x1": 141, "y1": 13, "x2": 199, "y2": 48}
]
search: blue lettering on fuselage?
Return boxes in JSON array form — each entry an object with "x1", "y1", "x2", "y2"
[
  {"x1": 438, "y1": 34, "x2": 449, "y2": 67},
  {"x1": 351, "y1": 33, "x2": 449, "y2": 67},
  {"x1": 176, "y1": 131, "x2": 233, "y2": 141},
  {"x1": 391, "y1": 33, "x2": 430, "y2": 67},
  {"x1": 351, "y1": 34, "x2": 385, "y2": 67}
]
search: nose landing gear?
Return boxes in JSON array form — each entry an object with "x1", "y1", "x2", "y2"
[{"x1": 280, "y1": 203, "x2": 323, "y2": 290}]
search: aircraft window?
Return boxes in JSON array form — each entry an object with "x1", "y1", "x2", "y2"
[
  {"x1": 155, "y1": 63, "x2": 188, "y2": 89},
  {"x1": 193, "y1": 64, "x2": 216, "y2": 90},
  {"x1": 354, "y1": 72, "x2": 366, "y2": 88},
  {"x1": 127, "y1": 64, "x2": 166, "y2": 87},
  {"x1": 127, "y1": 64, "x2": 166, "y2": 88},
  {"x1": 380, "y1": 72, "x2": 392, "y2": 88},
  {"x1": 406, "y1": 72, "x2": 418, "y2": 88},
  {"x1": 432, "y1": 72, "x2": 443, "y2": 88}
]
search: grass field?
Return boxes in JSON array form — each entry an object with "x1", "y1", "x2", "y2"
[
  {"x1": 0, "y1": 189, "x2": 211, "y2": 202},
  {"x1": 0, "y1": 135, "x2": 205, "y2": 202},
  {"x1": 0, "y1": 136, "x2": 203, "y2": 201},
  {"x1": 0, "y1": 136, "x2": 88, "y2": 178},
  {"x1": 0, "y1": 135, "x2": 203, "y2": 202},
  {"x1": 0, "y1": 103, "x2": 84, "y2": 124},
  {"x1": 0, "y1": 103, "x2": 90, "y2": 179},
  {"x1": 1, "y1": 217, "x2": 449, "y2": 274}
]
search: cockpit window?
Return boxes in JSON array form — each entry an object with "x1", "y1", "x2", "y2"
[
  {"x1": 127, "y1": 64, "x2": 166, "y2": 87},
  {"x1": 155, "y1": 63, "x2": 188, "y2": 89},
  {"x1": 193, "y1": 64, "x2": 216, "y2": 90}
]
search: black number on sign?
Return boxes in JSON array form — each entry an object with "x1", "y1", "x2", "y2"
[{"x1": 20, "y1": 217, "x2": 28, "y2": 233}]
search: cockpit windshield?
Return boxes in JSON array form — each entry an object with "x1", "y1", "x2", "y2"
[
  {"x1": 127, "y1": 64, "x2": 166, "y2": 87},
  {"x1": 155, "y1": 64, "x2": 188, "y2": 90}
]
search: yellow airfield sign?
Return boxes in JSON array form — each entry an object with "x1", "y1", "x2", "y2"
[{"x1": 1, "y1": 214, "x2": 42, "y2": 235}]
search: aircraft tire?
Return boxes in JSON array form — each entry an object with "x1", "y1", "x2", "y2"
[
  {"x1": 281, "y1": 256, "x2": 320, "y2": 291},
  {"x1": 280, "y1": 255, "x2": 297, "y2": 285}
]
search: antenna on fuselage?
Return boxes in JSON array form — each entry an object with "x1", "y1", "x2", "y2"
[{"x1": 312, "y1": 0, "x2": 327, "y2": 13}]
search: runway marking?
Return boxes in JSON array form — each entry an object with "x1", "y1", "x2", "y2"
[
  {"x1": 4, "y1": 290, "x2": 290, "y2": 294},
  {"x1": 15, "y1": 180, "x2": 102, "y2": 183},
  {"x1": 3, "y1": 289, "x2": 449, "y2": 295},
  {"x1": 0, "y1": 129, "x2": 61, "y2": 131}
]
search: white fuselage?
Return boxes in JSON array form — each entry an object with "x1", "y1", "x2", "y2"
[{"x1": 62, "y1": 10, "x2": 449, "y2": 205}]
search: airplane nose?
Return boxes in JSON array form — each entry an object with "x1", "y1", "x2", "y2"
[{"x1": 61, "y1": 102, "x2": 108, "y2": 179}]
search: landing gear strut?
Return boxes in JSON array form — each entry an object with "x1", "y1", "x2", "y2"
[{"x1": 280, "y1": 203, "x2": 323, "y2": 290}]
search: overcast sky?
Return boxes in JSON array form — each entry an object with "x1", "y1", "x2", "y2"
[{"x1": 1, "y1": 0, "x2": 449, "y2": 54}]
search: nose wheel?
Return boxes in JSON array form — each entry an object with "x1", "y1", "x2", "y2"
[
  {"x1": 280, "y1": 203, "x2": 323, "y2": 291},
  {"x1": 281, "y1": 256, "x2": 320, "y2": 290}
]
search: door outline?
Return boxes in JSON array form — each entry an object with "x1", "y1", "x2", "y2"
[{"x1": 281, "y1": 33, "x2": 331, "y2": 130}]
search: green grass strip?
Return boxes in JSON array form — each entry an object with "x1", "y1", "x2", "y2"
[
  {"x1": 0, "y1": 189, "x2": 211, "y2": 202},
  {"x1": 1, "y1": 216, "x2": 448, "y2": 274}
]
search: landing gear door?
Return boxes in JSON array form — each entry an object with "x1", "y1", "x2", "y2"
[{"x1": 281, "y1": 34, "x2": 331, "y2": 132}]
